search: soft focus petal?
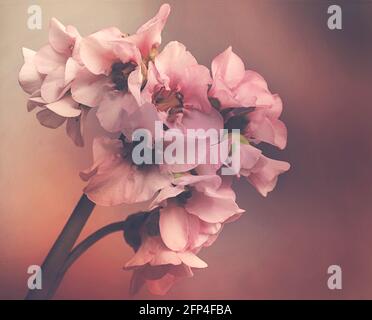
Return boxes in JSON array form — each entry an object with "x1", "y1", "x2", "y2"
[
  {"x1": 211, "y1": 46, "x2": 245, "y2": 88},
  {"x1": 159, "y1": 204, "x2": 189, "y2": 251},
  {"x1": 246, "y1": 155, "x2": 290, "y2": 196},
  {"x1": 179, "y1": 64, "x2": 212, "y2": 112},
  {"x1": 96, "y1": 92, "x2": 136, "y2": 133},
  {"x1": 36, "y1": 108, "x2": 66, "y2": 128},
  {"x1": 48, "y1": 18, "x2": 76, "y2": 55},
  {"x1": 79, "y1": 27, "x2": 125, "y2": 75},
  {"x1": 40, "y1": 65, "x2": 69, "y2": 103},
  {"x1": 83, "y1": 140, "x2": 171, "y2": 205},
  {"x1": 71, "y1": 68, "x2": 110, "y2": 107},
  {"x1": 45, "y1": 95, "x2": 81, "y2": 117},
  {"x1": 247, "y1": 107, "x2": 287, "y2": 149},
  {"x1": 34, "y1": 44, "x2": 67, "y2": 74},
  {"x1": 128, "y1": 3, "x2": 171, "y2": 57},
  {"x1": 186, "y1": 183, "x2": 243, "y2": 223},
  {"x1": 18, "y1": 48, "x2": 44, "y2": 94},
  {"x1": 154, "y1": 41, "x2": 197, "y2": 88},
  {"x1": 178, "y1": 251, "x2": 208, "y2": 268}
]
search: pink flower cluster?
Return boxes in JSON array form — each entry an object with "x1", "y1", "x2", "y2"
[{"x1": 19, "y1": 4, "x2": 290, "y2": 295}]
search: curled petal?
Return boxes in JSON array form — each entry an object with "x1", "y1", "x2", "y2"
[
  {"x1": 246, "y1": 155, "x2": 290, "y2": 197},
  {"x1": 45, "y1": 95, "x2": 81, "y2": 117},
  {"x1": 18, "y1": 48, "x2": 44, "y2": 94},
  {"x1": 40, "y1": 65, "x2": 69, "y2": 103},
  {"x1": 178, "y1": 251, "x2": 208, "y2": 268},
  {"x1": 36, "y1": 108, "x2": 66, "y2": 128},
  {"x1": 128, "y1": 3, "x2": 171, "y2": 57},
  {"x1": 34, "y1": 44, "x2": 67, "y2": 75},
  {"x1": 211, "y1": 46, "x2": 245, "y2": 88},
  {"x1": 160, "y1": 204, "x2": 189, "y2": 251},
  {"x1": 71, "y1": 68, "x2": 110, "y2": 107},
  {"x1": 48, "y1": 18, "x2": 76, "y2": 55}
]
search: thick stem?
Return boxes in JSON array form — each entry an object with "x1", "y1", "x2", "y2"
[
  {"x1": 47, "y1": 221, "x2": 127, "y2": 299},
  {"x1": 25, "y1": 194, "x2": 95, "y2": 300}
]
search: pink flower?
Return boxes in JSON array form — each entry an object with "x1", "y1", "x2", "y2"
[
  {"x1": 72, "y1": 4, "x2": 171, "y2": 133},
  {"x1": 18, "y1": 19, "x2": 87, "y2": 146},
  {"x1": 210, "y1": 47, "x2": 287, "y2": 149},
  {"x1": 125, "y1": 235, "x2": 207, "y2": 295},
  {"x1": 141, "y1": 41, "x2": 213, "y2": 127},
  {"x1": 80, "y1": 137, "x2": 172, "y2": 206},
  {"x1": 240, "y1": 150, "x2": 291, "y2": 196}
]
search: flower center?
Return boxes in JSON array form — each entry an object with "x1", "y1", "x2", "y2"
[
  {"x1": 175, "y1": 189, "x2": 192, "y2": 205},
  {"x1": 153, "y1": 87, "x2": 184, "y2": 113},
  {"x1": 222, "y1": 107, "x2": 253, "y2": 133},
  {"x1": 111, "y1": 62, "x2": 137, "y2": 91}
]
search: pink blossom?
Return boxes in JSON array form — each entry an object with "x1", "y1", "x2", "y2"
[
  {"x1": 141, "y1": 41, "x2": 212, "y2": 127},
  {"x1": 18, "y1": 19, "x2": 87, "y2": 146},
  {"x1": 80, "y1": 137, "x2": 172, "y2": 206},
  {"x1": 210, "y1": 47, "x2": 287, "y2": 149},
  {"x1": 72, "y1": 4, "x2": 171, "y2": 133}
]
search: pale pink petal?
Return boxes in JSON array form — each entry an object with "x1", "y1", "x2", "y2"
[
  {"x1": 155, "y1": 41, "x2": 197, "y2": 88},
  {"x1": 18, "y1": 48, "x2": 44, "y2": 94},
  {"x1": 48, "y1": 18, "x2": 75, "y2": 55},
  {"x1": 96, "y1": 92, "x2": 136, "y2": 133},
  {"x1": 64, "y1": 57, "x2": 83, "y2": 85},
  {"x1": 151, "y1": 248, "x2": 182, "y2": 266},
  {"x1": 247, "y1": 109, "x2": 287, "y2": 149},
  {"x1": 178, "y1": 64, "x2": 212, "y2": 111},
  {"x1": 159, "y1": 204, "x2": 189, "y2": 251},
  {"x1": 71, "y1": 68, "x2": 110, "y2": 107},
  {"x1": 186, "y1": 185, "x2": 243, "y2": 223},
  {"x1": 174, "y1": 174, "x2": 222, "y2": 193},
  {"x1": 128, "y1": 3, "x2": 171, "y2": 57},
  {"x1": 34, "y1": 44, "x2": 67, "y2": 74},
  {"x1": 83, "y1": 141, "x2": 171, "y2": 205},
  {"x1": 125, "y1": 237, "x2": 156, "y2": 269},
  {"x1": 211, "y1": 46, "x2": 245, "y2": 88},
  {"x1": 79, "y1": 27, "x2": 124, "y2": 75},
  {"x1": 40, "y1": 65, "x2": 69, "y2": 103},
  {"x1": 246, "y1": 155, "x2": 290, "y2": 197},
  {"x1": 178, "y1": 251, "x2": 208, "y2": 268},
  {"x1": 148, "y1": 185, "x2": 185, "y2": 210},
  {"x1": 45, "y1": 95, "x2": 81, "y2": 117},
  {"x1": 239, "y1": 143, "x2": 262, "y2": 176},
  {"x1": 127, "y1": 66, "x2": 143, "y2": 105}
]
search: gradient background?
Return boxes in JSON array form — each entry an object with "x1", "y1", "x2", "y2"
[{"x1": 1, "y1": 0, "x2": 372, "y2": 299}]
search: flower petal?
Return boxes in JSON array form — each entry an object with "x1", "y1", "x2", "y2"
[
  {"x1": 159, "y1": 204, "x2": 189, "y2": 251},
  {"x1": 45, "y1": 95, "x2": 81, "y2": 117},
  {"x1": 71, "y1": 68, "x2": 110, "y2": 107},
  {"x1": 18, "y1": 48, "x2": 44, "y2": 94},
  {"x1": 36, "y1": 108, "x2": 66, "y2": 128},
  {"x1": 48, "y1": 18, "x2": 75, "y2": 55},
  {"x1": 34, "y1": 44, "x2": 67, "y2": 74}
]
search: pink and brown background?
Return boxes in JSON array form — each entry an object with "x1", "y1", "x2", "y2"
[{"x1": 1, "y1": 0, "x2": 372, "y2": 299}]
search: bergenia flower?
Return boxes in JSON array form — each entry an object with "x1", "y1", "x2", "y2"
[
  {"x1": 80, "y1": 137, "x2": 172, "y2": 206},
  {"x1": 141, "y1": 41, "x2": 213, "y2": 129},
  {"x1": 19, "y1": 18, "x2": 87, "y2": 146},
  {"x1": 72, "y1": 4, "x2": 171, "y2": 133},
  {"x1": 210, "y1": 46, "x2": 287, "y2": 150},
  {"x1": 19, "y1": 3, "x2": 291, "y2": 298}
]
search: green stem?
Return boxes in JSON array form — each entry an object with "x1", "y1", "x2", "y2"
[
  {"x1": 47, "y1": 221, "x2": 127, "y2": 299},
  {"x1": 25, "y1": 194, "x2": 95, "y2": 300}
]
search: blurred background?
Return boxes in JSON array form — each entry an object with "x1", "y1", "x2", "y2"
[{"x1": 1, "y1": 0, "x2": 372, "y2": 299}]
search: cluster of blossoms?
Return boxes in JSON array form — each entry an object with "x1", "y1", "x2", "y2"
[{"x1": 19, "y1": 4, "x2": 290, "y2": 295}]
